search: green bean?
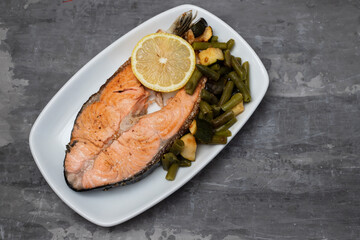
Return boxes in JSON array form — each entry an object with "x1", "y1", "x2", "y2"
[
  {"x1": 214, "y1": 129, "x2": 232, "y2": 137},
  {"x1": 210, "y1": 63, "x2": 221, "y2": 71},
  {"x1": 215, "y1": 117, "x2": 237, "y2": 132},
  {"x1": 199, "y1": 100, "x2": 213, "y2": 114},
  {"x1": 224, "y1": 49, "x2": 232, "y2": 68},
  {"x1": 169, "y1": 139, "x2": 185, "y2": 155},
  {"x1": 202, "y1": 111, "x2": 214, "y2": 122},
  {"x1": 209, "y1": 135, "x2": 227, "y2": 144},
  {"x1": 236, "y1": 57, "x2": 242, "y2": 65},
  {"x1": 212, "y1": 110, "x2": 235, "y2": 128},
  {"x1": 199, "y1": 102, "x2": 213, "y2": 122},
  {"x1": 161, "y1": 153, "x2": 178, "y2": 171},
  {"x1": 221, "y1": 93, "x2": 243, "y2": 112},
  {"x1": 166, "y1": 162, "x2": 179, "y2": 181},
  {"x1": 185, "y1": 68, "x2": 203, "y2": 95},
  {"x1": 196, "y1": 64, "x2": 220, "y2": 81},
  {"x1": 210, "y1": 36, "x2": 218, "y2": 42},
  {"x1": 242, "y1": 61, "x2": 250, "y2": 92},
  {"x1": 201, "y1": 89, "x2": 219, "y2": 105},
  {"x1": 161, "y1": 157, "x2": 170, "y2": 171},
  {"x1": 192, "y1": 42, "x2": 228, "y2": 50},
  {"x1": 227, "y1": 39, "x2": 235, "y2": 50},
  {"x1": 231, "y1": 56, "x2": 246, "y2": 80},
  {"x1": 217, "y1": 66, "x2": 231, "y2": 76},
  {"x1": 211, "y1": 105, "x2": 221, "y2": 117},
  {"x1": 179, "y1": 159, "x2": 192, "y2": 167},
  {"x1": 206, "y1": 76, "x2": 227, "y2": 95},
  {"x1": 228, "y1": 71, "x2": 251, "y2": 102},
  {"x1": 198, "y1": 111, "x2": 205, "y2": 120},
  {"x1": 218, "y1": 80, "x2": 234, "y2": 107}
]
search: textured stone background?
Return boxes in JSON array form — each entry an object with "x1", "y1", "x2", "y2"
[{"x1": 0, "y1": 0, "x2": 359, "y2": 239}]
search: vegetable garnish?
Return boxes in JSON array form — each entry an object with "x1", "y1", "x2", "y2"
[{"x1": 161, "y1": 18, "x2": 251, "y2": 181}]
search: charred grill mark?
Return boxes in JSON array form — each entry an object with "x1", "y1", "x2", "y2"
[
  {"x1": 66, "y1": 140, "x2": 79, "y2": 153},
  {"x1": 70, "y1": 140, "x2": 78, "y2": 147}
]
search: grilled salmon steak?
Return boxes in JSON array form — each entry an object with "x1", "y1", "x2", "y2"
[
  {"x1": 64, "y1": 60, "x2": 205, "y2": 191},
  {"x1": 64, "y1": 60, "x2": 150, "y2": 190},
  {"x1": 64, "y1": 10, "x2": 204, "y2": 191}
]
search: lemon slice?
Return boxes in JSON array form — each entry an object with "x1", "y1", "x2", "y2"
[{"x1": 131, "y1": 33, "x2": 196, "y2": 92}]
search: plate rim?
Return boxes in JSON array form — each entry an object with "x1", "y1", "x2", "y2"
[{"x1": 29, "y1": 3, "x2": 269, "y2": 227}]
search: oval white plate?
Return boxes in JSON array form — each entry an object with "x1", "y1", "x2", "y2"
[{"x1": 29, "y1": 4, "x2": 269, "y2": 227}]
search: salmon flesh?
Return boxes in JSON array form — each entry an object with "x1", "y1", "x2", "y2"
[{"x1": 64, "y1": 60, "x2": 205, "y2": 191}]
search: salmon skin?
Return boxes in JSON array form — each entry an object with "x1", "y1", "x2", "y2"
[{"x1": 64, "y1": 59, "x2": 206, "y2": 191}]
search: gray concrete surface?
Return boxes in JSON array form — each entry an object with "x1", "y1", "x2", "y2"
[{"x1": 1, "y1": 0, "x2": 359, "y2": 239}]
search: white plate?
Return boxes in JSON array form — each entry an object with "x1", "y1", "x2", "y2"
[{"x1": 29, "y1": 4, "x2": 269, "y2": 227}]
